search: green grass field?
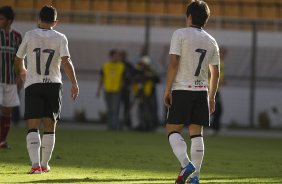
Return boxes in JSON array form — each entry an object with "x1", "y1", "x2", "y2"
[{"x1": 1, "y1": 126, "x2": 282, "y2": 184}]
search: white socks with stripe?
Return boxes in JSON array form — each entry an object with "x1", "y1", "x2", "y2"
[
  {"x1": 190, "y1": 136, "x2": 204, "y2": 177},
  {"x1": 168, "y1": 133, "x2": 190, "y2": 168},
  {"x1": 168, "y1": 132, "x2": 205, "y2": 177},
  {"x1": 26, "y1": 131, "x2": 41, "y2": 168},
  {"x1": 41, "y1": 134, "x2": 55, "y2": 168},
  {"x1": 27, "y1": 130, "x2": 55, "y2": 169}
]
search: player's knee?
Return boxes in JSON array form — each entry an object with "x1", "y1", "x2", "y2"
[
  {"x1": 43, "y1": 125, "x2": 55, "y2": 132},
  {"x1": 166, "y1": 124, "x2": 183, "y2": 135},
  {"x1": 190, "y1": 134, "x2": 203, "y2": 139},
  {"x1": 167, "y1": 131, "x2": 181, "y2": 140},
  {"x1": 27, "y1": 129, "x2": 39, "y2": 134},
  {"x1": 1, "y1": 107, "x2": 12, "y2": 116}
]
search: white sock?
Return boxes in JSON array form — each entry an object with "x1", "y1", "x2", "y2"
[
  {"x1": 41, "y1": 133, "x2": 55, "y2": 168},
  {"x1": 168, "y1": 132, "x2": 190, "y2": 168},
  {"x1": 26, "y1": 131, "x2": 41, "y2": 168},
  {"x1": 190, "y1": 136, "x2": 204, "y2": 177}
]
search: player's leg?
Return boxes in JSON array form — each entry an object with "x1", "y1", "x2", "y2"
[
  {"x1": 0, "y1": 107, "x2": 12, "y2": 148},
  {"x1": 212, "y1": 92, "x2": 222, "y2": 133},
  {"x1": 111, "y1": 92, "x2": 121, "y2": 130},
  {"x1": 167, "y1": 124, "x2": 196, "y2": 184},
  {"x1": 167, "y1": 124, "x2": 188, "y2": 167},
  {"x1": 166, "y1": 90, "x2": 195, "y2": 184},
  {"x1": 40, "y1": 83, "x2": 62, "y2": 172},
  {"x1": 188, "y1": 91, "x2": 209, "y2": 183},
  {"x1": 104, "y1": 92, "x2": 114, "y2": 129},
  {"x1": 188, "y1": 124, "x2": 204, "y2": 184},
  {"x1": 26, "y1": 119, "x2": 42, "y2": 174},
  {"x1": 24, "y1": 84, "x2": 43, "y2": 174},
  {"x1": 0, "y1": 84, "x2": 20, "y2": 148},
  {"x1": 41, "y1": 118, "x2": 56, "y2": 172},
  {"x1": 121, "y1": 88, "x2": 131, "y2": 129}
]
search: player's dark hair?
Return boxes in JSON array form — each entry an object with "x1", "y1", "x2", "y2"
[
  {"x1": 0, "y1": 6, "x2": 15, "y2": 22},
  {"x1": 109, "y1": 49, "x2": 118, "y2": 57},
  {"x1": 186, "y1": 0, "x2": 210, "y2": 27},
  {"x1": 39, "y1": 6, "x2": 57, "y2": 23}
]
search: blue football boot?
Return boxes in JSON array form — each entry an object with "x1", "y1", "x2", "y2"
[
  {"x1": 175, "y1": 162, "x2": 196, "y2": 184},
  {"x1": 187, "y1": 176, "x2": 200, "y2": 184}
]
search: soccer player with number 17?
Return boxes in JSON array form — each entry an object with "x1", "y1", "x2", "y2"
[
  {"x1": 15, "y1": 6, "x2": 79, "y2": 174},
  {"x1": 163, "y1": 0, "x2": 220, "y2": 183}
]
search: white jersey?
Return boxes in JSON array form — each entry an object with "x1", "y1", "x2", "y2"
[
  {"x1": 16, "y1": 28, "x2": 70, "y2": 88},
  {"x1": 169, "y1": 27, "x2": 220, "y2": 91}
]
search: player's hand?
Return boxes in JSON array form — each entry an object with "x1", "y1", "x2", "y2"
[
  {"x1": 209, "y1": 98, "x2": 215, "y2": 113},
  {"x1": 96, "y1": 90, "x2": 100, "y2": 97},
  {"x1": 16, "y1": 77, "x2": 23, "y2": 90},
  {"x1": 71, "y1": 84, "x2": 79, "y2": 100},
  {"x1": 163, "y1": 90, "x2": 172, "y2": 108}
]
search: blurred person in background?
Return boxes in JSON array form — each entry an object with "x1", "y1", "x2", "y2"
[
  {"x1": 0, "y1": 6, "x2": 22, "y2": 149},
  {"x1": 163, "y1": 1, "x2": 220, "y2": 183},
  {"x1": 210, "y1": 47, "x2": 227, "y2": 135},
  {"x1": 119, "y1": 50, "x2": 135, "y2": 130},
  {"x1": 96, "y1": 49, "x2": 125, "y2": 130},
  {"x1": 15, "y1": 5, "x2": 79, "y2": 174},
  {"x1": 132, "y1": 55, "x2": 160, "y2": 131}
]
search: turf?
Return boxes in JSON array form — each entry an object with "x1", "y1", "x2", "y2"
[{"x1": 1, "y1": 126, "x2": 282, "y2": 183}]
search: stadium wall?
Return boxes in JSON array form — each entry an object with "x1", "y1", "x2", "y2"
[{"x1": 14, "y1": 22, "x2": 282, "y2": 128}]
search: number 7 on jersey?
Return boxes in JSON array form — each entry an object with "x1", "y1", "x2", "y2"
[{"x1": 194, "y1": 48, "x2": 207, "y2": 76}]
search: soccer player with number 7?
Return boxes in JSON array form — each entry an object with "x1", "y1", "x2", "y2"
[
  {"x1": 163, "y1": 1, "x2": 220, "y2": 183},
  {"x1": 15, "y1": 6, "x2": 79, "y2": 174}
]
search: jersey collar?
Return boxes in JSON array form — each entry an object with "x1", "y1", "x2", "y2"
[
  {"x1": 38, "y1": 26, "x2": 52, "y2": 30},
  {"x1": 190, "y1": 25, "x2": 203, "y2": 30}
]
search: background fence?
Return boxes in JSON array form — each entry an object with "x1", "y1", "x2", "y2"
[{"x1": 2, "y1": 0, "x2": 282, "y2": 127}]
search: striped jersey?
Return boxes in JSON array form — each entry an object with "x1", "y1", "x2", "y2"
[
  {"x1": 0, "y1": 29, "x2": 22, "y2": 84},
  {"x1": 169, "y1": 27, "x2": 220, "y2": 91},
  {"x1": 16, "y1": 28, "x2": 70, "y2": 88}
]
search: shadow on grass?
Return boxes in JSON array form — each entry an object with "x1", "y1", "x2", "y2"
[
  {"x1": 203, "y1": 181, "x2": 282, "y2": 183},
  {"x1": 17, "y1": 177, "x2": 282, "y2": 184},
  {"x1": 202, "y1": 177, "x2": 282, "y2": 184},
  {"x1": 19, "y1": 178, "x2": 174, "y2": 183}
]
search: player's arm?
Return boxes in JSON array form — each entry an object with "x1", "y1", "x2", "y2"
[
  {"x1": 14, "y1": 56, "x2": 27, "y2": 81},
  {"x1": 14, "y1": 33, "x2": 28, "y2": 82},
  {"x1": 209, "y1": 64, "x2": 220, "y2": 113},
  {"x1": 96, "y1": 69, "x2": 103, "y2": 97},
  {"x1": 163, "y1": 54, "x2": 180, "y2": 107},
  {"x1": 61, "y1": 56, "x2": 79, "y2": 100}
]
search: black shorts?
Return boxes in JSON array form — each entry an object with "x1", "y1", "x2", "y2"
[
  {"x1": 166, "y1": 90, "x2": 210, "y2": 126},
  {"x1": 24, "y1": 83, "x2": 62, "y2": 121}
]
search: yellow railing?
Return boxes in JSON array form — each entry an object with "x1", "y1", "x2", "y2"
[
  {"x1": 1, "y1": 0, "x2": 282, "y2": 30},
  {"x1": 1, "y1": 0, "x2": 282, "y2": 19}
]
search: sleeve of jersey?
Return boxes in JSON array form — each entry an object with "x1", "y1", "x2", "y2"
[
  {"x1": 169, "y1": 30, "x2": 181, "y2": 56},
  {"x1": 60, "y1": 35, "x2": 70, "y2": 58},
  {"x1": 209, "y1": 41, "x2": 220, "y2": 65},
  {"x1": 16, "y1": 33, "x2": 27, "y2": 59}
]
